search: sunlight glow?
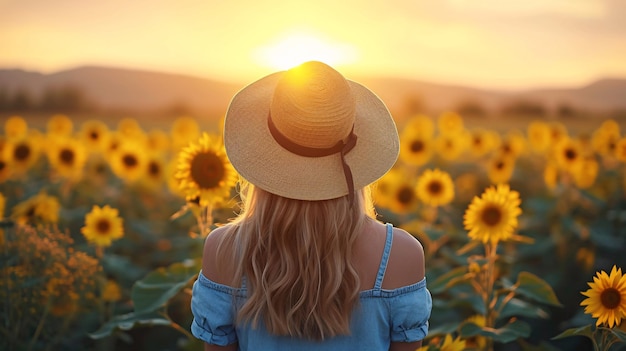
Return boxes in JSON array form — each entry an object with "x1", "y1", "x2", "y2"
[{"x1": 254, "y1": 31, "x2": 358, "y2": 71}]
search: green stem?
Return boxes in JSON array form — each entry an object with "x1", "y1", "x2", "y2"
[
  {"x1": 27, "y1": 298, "x2": 51, "y2": 351},
  {"x1": 483, "y1": 241, "x2": 498, "y2": 351}
]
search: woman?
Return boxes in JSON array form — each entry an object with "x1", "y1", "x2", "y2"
[{"x1": 191, "y1": 61, "x2": 431, "y2": 350}]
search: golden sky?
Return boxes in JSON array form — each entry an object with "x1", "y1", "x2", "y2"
[{"x1": 1, "y1": 0, "x2": 625, "y2": 90}]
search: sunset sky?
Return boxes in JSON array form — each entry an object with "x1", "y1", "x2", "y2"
[{"x1": 1, "y1": 0, "x2": 625, "y2": 90}]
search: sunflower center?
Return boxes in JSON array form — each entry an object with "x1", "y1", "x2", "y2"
[
  {"x1": 96, "y1": 219, "x2": 111, "y2": 235},
  {"x1": 427, "y1": 181, "x2": 443, "y2": 195},
  {"x1": 190, "y1": 152, "x2": 225, "y2": 189},
  {"x1": 89, "y1": 131, "x2": 100, "y2": 140},
  {"x1": 473, "y1": 137, "x2": 482, "y2": 146},
  {"x1": 608, "y1": 141, "x2": 616, "y2": 151},
  {"x1": 481, "y1": 205, "x2": 502, "y2": 226},
  {"x1": 60, "y1": 148, "x2": 75, "y2": 165},
  {"x1": 0, "y1": 160, "x2": 5, "y2": 171},
  {"x1": 565, "y1": 148, "x2": 577, "y2": 160},
  {"x1": 14, "y1": 144, "x2": 31, "y2": 161},
  {"x1": 397, "y1": 186, "x2": 414, "y2": 205},
  {"x1": 122, "y1": 154, "x2": 138, "y2": 168},
  {"x1": 148, "y1": 161, "x2": 161, "y2": 176},
  {"x1": 410, "y1": 140, "x2": 424, "y2": 153},
  {"x1": 95, "y1": 163, "x2": 106, "y2": 174},
  {"x1": 495, "y1": 161, "x2": 505, "y2": 170},
  {"x1": 600, "y1": 287, "x2": 621, "y2": 309}
]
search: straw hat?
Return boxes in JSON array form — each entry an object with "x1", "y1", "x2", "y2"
[{"x1": 223, "y1": 61, "x2": 399, "y2": 201}]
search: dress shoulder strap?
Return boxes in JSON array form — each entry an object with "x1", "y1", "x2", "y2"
[{"x1": 373, "y1": 223, "x2": 394, "y2": 291}]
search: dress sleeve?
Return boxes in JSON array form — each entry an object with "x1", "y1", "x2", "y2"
[
  {"x1": 190, "y1": 272, "x2": 239, "y2": 346},
  {"x1": 388, "y1": 279, "x2": 432, "y2": 342}
]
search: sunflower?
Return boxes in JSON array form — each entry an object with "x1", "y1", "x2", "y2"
[
  {"x1": 147, "y1": 129, "x2": 171, "y2": 153},
  {"x1": 416, "y1": 168, "x2": 454, "y2": 207},
  {"x1": 46, "y1": 114, "x2": 73, "y2": 139},
  {"x1": 403, "y1": 114, "x2": 435, "y2": 139},
  {"x1": 4, "y1": 115, "x2": 28, "y2": 140},
  {"x1": 437, "y1": 111, "x2": 464, "y2": 136},
  {"x1": 383, "y1": 169, "x2": 419, "y2": 214},
  {"x1": 117, "y1": 118, "x2": 145, "y2": 140},
  {"x1": 0, "y1": 152, "x2": 12, "y2": 183},
  {"x1": 81, "y1": 205, "x2": 124, "y2": 247},
  {"x1": 140, "y1": 155, "x2": 166, "y2": 191},
  {"x1": 499, "y1": 130, "x2": 526, "y2": 158},
  {"x1": 553, "y1": 137, "x2": 584, "y2": 173},
  {"x1": 435, "y1": 133, "x2": 465, "y2": 161},
  {"x1": 464, "y1": 184, "x2": 522, "y2": 245},
  {"x1": 468, "y1": 128, "x2": 496, "y2": 158},
  {"x1": 599, "y1": 119, "x2": 621, "y2": 136},
  {"x1": 487, "y1": 153, "x2": 515, "y2": 184},
  {"x1": 79, "y1": 120, "x2": 110, "y2": 153},
  {"x1": 171, "y1": 116, "x2": 200, "y2": 150},
  {"x1": 591, "y1": 128, "x2": 620, "y2": 157},
  {"x1": 441, "y1": 334, "x2": 466, "y2": 351},
  {"x1": 174, "y1": 133, "x2": 237, "y2": 207},
  {"x1": 399, "y1": 128, "x2": 433, "y2": 166},
  {"x1": 527, "y1": 120, "x2": 551, "y2": 153},
  {"x1": 104, "y1": 131, "x2": 123, "y2": 160},
  {"x1": 109, "y1": 141, "x2": 146, "y2": 183},
  {"x1": 3, "y1": 135, "x2": 41, "y2": 176},
  {"x1": 581, "y1": 265, "x2": 626, "y2": 328},
  {"x1": 614, "y1": 137, "x2": 626, "y2": 162},
  {"x1": 46, "y1": 137, "x2": 87, "y2": 180},
  {"x1": 548, "y1": 121, "x2": 568, "y2": 147},
  {"x1": 11, "y1": 192, "x2": 61, "y2": 225},
  {"x1": 574, "y1": 156, "x2": 599, "y2": 189}
]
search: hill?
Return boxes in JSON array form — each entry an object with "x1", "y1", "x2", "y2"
[{"x1": 1, "y1": 66, "x2": 625, "y2": 119}]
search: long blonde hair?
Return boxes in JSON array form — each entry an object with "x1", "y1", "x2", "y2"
[{"x1": 216, "y1": 181, "x2": 376, "y2": 340}]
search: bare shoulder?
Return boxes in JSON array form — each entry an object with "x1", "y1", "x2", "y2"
[
  {"x1": 202, "y1": 225, "x2": 230, "y2": 258},
  {"x1": 382, "y1": 226, "x2": 426, "y2": 289},
  {"x1": 201, "y1": 225, "x2": 235, "y2": 285}
]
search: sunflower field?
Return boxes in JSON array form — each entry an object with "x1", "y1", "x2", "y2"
[{"x1": 1, "y1": 112, "x2": 626, "y2": 351}]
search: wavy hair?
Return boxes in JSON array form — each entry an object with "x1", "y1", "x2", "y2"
[{"x1": 216, "y1": 181, "x2": 376, "y2": 340}]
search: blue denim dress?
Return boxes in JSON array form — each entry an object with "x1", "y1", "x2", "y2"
[{"x1": 191, "y1": 223, "x2": 432, "y2": 350}]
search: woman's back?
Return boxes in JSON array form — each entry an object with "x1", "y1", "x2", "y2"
[{"x1": 192, "y1": 219, "x2": 431, "y2": 350}]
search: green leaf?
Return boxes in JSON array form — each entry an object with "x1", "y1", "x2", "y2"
[
  {"x1": 459, "y1": 319, "x2": 531, "y2": 343},
  {"x1": 513, "y1": 272, "x2": 562, "y2": 307},
  {"x1": 131, "y1": 260, "x2": 200, "y2": 314},
  {"x1": 498, "y1": 297, "x2": 549, "y2": 320},
  {"x1": 429, "y1": 266, "x2": 470, "y2": 294},
  {"x1": 551, "y1": 324, "x2": 593, "y2": 341},
  {"x1": 89, "y1": 310, "x2": 172, "y2": 339}
]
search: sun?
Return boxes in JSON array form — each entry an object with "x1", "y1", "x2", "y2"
[{"x1": 254, "y1": 30, "x2": 358, "y2": 70}]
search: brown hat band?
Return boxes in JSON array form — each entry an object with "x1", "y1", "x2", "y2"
[{"x1": 267, "y1": 113, "x2": 357, "y2": 204}]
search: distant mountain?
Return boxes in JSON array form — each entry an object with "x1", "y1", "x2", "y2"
[
  {"x1": 0, "y1": 66, "x2": 242, "y2": 115},
  {"x1": 1, "y1": 66, "x2": 625, "y2": 118}
]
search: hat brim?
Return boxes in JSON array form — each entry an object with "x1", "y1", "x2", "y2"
[{"x1": 224, "y1": 70, "x2": 399, "y2": 201}]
